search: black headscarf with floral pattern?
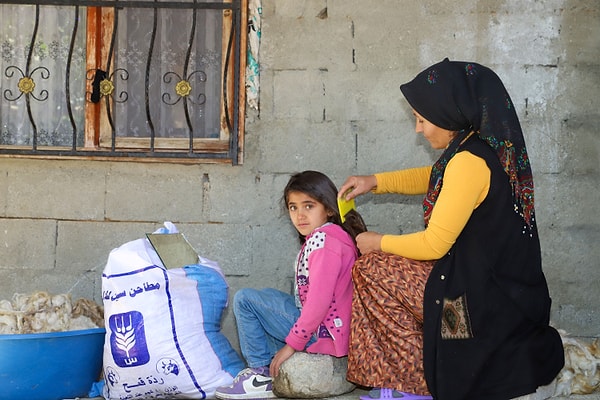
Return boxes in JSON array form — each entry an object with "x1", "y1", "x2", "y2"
[{"x1": 400, "y1": 58, "x2": 535, "y2": 230}]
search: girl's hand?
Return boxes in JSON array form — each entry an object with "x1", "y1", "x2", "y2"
[
  {"x1": 356, "y1": 231, "x2": 383, "y2": 254},
  {"x1": 270, "y1": 344, "x2": 296, "y2": 377},
  {"x1": 338, "y1": 175, "x2": 377, "y2": 201}
]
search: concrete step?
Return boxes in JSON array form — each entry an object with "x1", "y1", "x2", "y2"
[
  {"x1": 331, "y1": 389, "x2": 600, "y2": 400},
  {"x1": 75, "y1": 389, "x2": 600, "y2": 400}
]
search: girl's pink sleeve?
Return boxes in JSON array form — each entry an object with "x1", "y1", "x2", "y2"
[{"x1": 285, "y1": 244, "x2": 341, "y2": 350}]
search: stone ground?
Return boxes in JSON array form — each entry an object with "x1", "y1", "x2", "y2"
[
  {"x1": 331, "y1": 390, "x2": 600, "y2": 400},
  {"x1": 74, "y1": 389, "x2": 600, "y2": 400}
]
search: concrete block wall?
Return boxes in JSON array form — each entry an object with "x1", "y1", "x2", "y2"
[{"x1": 1, "y1": 0, "x2": 598, "y2": 351}]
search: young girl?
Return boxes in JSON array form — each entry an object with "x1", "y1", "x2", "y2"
[{"x1": 215, "y1": 170, "x2": 366, "y2": 400}]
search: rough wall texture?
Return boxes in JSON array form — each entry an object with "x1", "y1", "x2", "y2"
[{"x1": 0, "y1": 0, "x2": 598, "y2": 350}]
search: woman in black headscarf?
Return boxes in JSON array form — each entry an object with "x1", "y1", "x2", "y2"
[{"x1": 338, "y1": 58, "x2": 564, "y2": 400}]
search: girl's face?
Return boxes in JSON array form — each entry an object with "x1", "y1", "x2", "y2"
[
  {"x1": 413, "y1": 110, "x2": 457, "y2": 149},
  {"x1": 287, "y1": 191, "x2": 332, "y2": 237}
]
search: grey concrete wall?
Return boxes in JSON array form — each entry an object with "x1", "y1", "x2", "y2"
[{"x1": 0, "y1": 0, "x2": 598, "y2": 350}]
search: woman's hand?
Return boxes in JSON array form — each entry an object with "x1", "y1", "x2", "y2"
[
  {"x1": 270, "y1": 344, "x2": 296, "y2": 377},
  {"x1": 338, "y1": 175, "x2": 378, "y2": 200},
  {"x1": 356, "y1": 231, "x2": 383, "y2": 254}
]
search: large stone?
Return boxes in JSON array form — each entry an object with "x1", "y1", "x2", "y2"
[{"x1": 272, "y1": 352, "x2": 356, "y2": 398}]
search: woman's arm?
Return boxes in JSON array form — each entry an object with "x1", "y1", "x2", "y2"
[
  {"x1": 338, "y1": 175, "x2": 378, "y2": 200},
  {"x1": 373, "y1": 166, "x2": 432, "y2": 195},
  {"x1": 345, "y1": 167, "x2": 433, "y2": 254},
  {"x1": 338, "y1": 167, "x2": 432, "y2": 201},
  {"x1": 380, "y1": 151, "x2": 490, "y2": 259}
]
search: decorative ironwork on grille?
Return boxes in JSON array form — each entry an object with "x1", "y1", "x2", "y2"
[{"x1": 0, "y1": 0, "x2": 244, "y2": 164}]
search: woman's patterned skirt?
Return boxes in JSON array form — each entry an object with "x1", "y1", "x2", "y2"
[{"x1": 347, "y1": 251, "x2": 434, "y2": 395}]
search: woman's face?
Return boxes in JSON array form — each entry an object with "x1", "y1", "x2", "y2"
[
  {"x1": 287, "y1": 191, "x2": 331, "y2": 237},
  {"x1": 412, "y1": 110, "x2": 457, "y2": 149}
]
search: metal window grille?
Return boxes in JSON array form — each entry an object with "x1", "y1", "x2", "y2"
[{"x1": 0, "y1": 0, "x2": 245, "y2": 164}]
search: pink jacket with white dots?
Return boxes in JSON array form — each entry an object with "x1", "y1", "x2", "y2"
[{"x1": 285, "y1": 223, "x2": 358, "y2": 357}]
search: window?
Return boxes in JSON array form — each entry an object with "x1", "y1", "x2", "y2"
[{"x1": 0, "y1": 0, "x2": 247, "y2": 164}]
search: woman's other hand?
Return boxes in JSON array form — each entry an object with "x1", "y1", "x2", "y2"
[
  {"x1": 356, "y1": 231, "x2": 383, "y2": 254},
  {"x1": 270, "y1": 344, "x2": 296, "y2": 377},
  {"x1": 338, "y1": 175, "x2": 377, "y2": 200}
]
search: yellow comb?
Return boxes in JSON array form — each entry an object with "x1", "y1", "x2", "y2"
[{"x1": 337, "y1": 190, "x2": 356, "y2": 223}]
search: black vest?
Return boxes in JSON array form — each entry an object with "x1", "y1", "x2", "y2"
[{"x1": 423, "y1": 135, "x2": 564, "y2": 400}]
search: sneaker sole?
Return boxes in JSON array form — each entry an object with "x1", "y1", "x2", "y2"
[{"x1": 215, "y1": 392, "x2": 277, "y2": 400}]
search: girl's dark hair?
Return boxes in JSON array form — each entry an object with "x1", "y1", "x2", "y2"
[{"x1": 283, "y1": 170, "x2": 367, "y2": 246}]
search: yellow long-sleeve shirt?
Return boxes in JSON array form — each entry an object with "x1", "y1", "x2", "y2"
[{"x1": 373, "y1": 151, "x2": 491, "y2": 260}]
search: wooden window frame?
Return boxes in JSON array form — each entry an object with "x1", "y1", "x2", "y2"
[
  {"x1": 0, "y1": 0, "x2": 247, "y2": 165},
  {"x1": 85, "y1": 2, "x2": 247, "y2": 164}
]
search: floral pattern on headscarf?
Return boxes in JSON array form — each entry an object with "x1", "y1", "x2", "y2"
[
  {"x1": 400, "y1": 58, "x2": 535, "y2": 230},
  {"x1": 422, "y1": 129, "x2": 470, "y2": 225}
]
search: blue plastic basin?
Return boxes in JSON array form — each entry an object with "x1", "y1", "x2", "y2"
[{"x1": 0, "y1": 327, "x2": 105, "y2": 400}]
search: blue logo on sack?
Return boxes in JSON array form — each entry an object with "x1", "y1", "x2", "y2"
[{"x1": 109, "y1": 311, "x2": 150, "y2": 367}]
